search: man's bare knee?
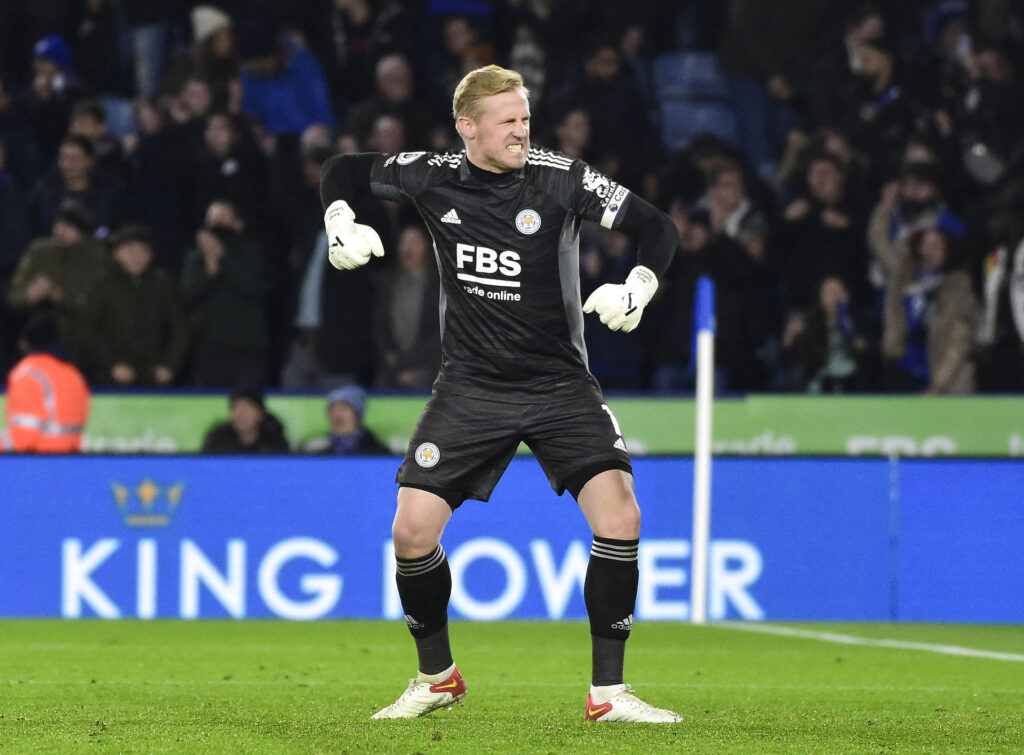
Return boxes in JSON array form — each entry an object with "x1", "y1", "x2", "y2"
[
  {"x1": 392, "y1": 487, "x2": 452, "y2": 558},
  {"x1": 577, "y1": 470, "x2": 642, "y2": 540}
]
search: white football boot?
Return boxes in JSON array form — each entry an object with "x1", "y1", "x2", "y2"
[
  {"x1": 584, "y1": 684, "x2": 682, "y2": 723},
  {"x1": 371, "y1": 664, "x2": 467, "y2": 719}
]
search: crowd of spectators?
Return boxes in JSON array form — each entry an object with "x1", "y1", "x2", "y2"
[{"x1": 2, "y1": 0, "x2": 1024, "y2": 397}]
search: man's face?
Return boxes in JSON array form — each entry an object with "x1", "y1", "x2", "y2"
[
  {"x1": 329, "y1": 401, "x2": 359, "y2": 435},
  {"x1": 113, "y1": 240, "x2": 153, "y2": 277},
  {"x1": 807, "y1": 159, "x2": 843, "y2": 205},
  {"x1": 204, "y1": 115, "x2": 234, "y2": 156},
  {"x1": 710, "y1": 170, "x2": 744, "y2": 210},
  {"x1": 919, "y1": 230, "x2": 946, "y2": 270},
  {"x1": 461, "y1": 89, "x2": 530, "y2": 173},
  {"x1": 58, "y1": 143, "x2": 92, "y2": 182},
  {"x1": 53, "y1": 219, "x2": 85, "y2": 245},
  {"x1": 230, "y1": 398, "x2": 263, "y2": 436},
  {"x1": 900, "y1": 177, "x2": 936, "y2": 203},
  {"x1": 70, "y1": 113, "x2": 105, "y2": 141},
  {"x1": 397, "y1": 228, "x2": 429, "y2": 272},
  {"x1": 377, "y1": 59, "x2": 411, "y2": 102},
  {"x1": 681, "y1": 221, "x2": 710, "y2": 251}
]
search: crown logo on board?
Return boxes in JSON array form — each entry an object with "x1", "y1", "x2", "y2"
[{"x1": 111, "y1": 479, "x2": 184, "y2": 527}]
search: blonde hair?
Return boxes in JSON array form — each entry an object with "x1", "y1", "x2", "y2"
[{"x1": 452, "y1": 65, "x2": 529, "y2": 124}]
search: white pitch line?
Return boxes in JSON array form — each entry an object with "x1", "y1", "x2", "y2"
[{"x1": 718, "y1": 622, "x2": 1024, "y2": 662}]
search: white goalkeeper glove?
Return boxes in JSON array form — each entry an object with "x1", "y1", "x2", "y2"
[
  {"x1": 324, "y1": 200, "x2": 385, "y2": 270},
  {"x1": 582, "y1": 265, "x2": 659, "y2": 333}
]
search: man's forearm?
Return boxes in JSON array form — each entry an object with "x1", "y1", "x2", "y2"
[{"x1": 616, "y1": 195, "x2": 679, "y2": 278}]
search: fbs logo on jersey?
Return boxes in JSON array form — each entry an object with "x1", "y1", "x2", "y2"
[
  {"x1": 415, "y1": 442, "x2": 441, "y2": 468},
  {"x1": 515, "y1": 209, "x2": 541, "y2": 235},
  {"x1": 396, "y1": 151, "x2": 426, "y2": 165}
]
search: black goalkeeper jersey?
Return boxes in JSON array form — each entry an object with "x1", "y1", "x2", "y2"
[{"x1": 369, "y1": 147, "x2": 633, "y2": 396}]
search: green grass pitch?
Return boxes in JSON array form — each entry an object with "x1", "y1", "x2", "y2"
[{"x1": 2, "y1": 620, "x2": 1022, "y2": 753}]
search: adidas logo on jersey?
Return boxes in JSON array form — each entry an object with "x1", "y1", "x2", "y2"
[
  {"x1": 613, "y1": 438, "x2": 627, "y2": 452},
  {"x1": 441, "y1": 209, "x2": 461, "y2": 224},
  {"x1": 611, "y1": 614, "x2": 633, "y2": 632}
]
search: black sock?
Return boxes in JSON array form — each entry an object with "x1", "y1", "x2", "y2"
[
  {"x1": 395, "y1": 544, "x2": 453, "y2": 675},
  {"x1": 584, "y1": 536, "x2": 639, "y2": 686},
  {"x1": 591, "y1": 636, "x2": 627, "y2": 687}
]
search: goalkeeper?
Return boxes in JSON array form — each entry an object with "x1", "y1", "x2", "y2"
[{"x1": 320, "y1": 65, "x2": 680, "y2": 723}]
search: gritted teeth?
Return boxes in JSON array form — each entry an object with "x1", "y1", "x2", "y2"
[{"x1": 506, "y1": 144, "x2": 523, "y2": 152}]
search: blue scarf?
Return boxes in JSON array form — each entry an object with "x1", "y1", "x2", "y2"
[{"x1": 329, "y1": 430, "x2": 364, "y2": 455}]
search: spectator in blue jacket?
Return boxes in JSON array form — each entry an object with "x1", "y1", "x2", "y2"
[{"x1": 236, "y1": 21, "x2": 336, "y2": 138}]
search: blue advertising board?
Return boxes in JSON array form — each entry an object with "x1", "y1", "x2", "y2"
[{"x1": 0, "y1": 457, "x2": 1020, "y2": 621}]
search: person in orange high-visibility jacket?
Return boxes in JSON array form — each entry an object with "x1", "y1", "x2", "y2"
[{"x1": 1, "y1": 313, "x2": 90, "y2": 452}]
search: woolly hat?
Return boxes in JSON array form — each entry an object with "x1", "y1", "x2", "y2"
[
  {"x1": 192, "y1": 6, "x2": 232, "y2": 43},
  {"x1": 326, "y1": 386, "x2": 367, "y2": 419},
  {"x1": 34, "y1": 35, "x2": 73, "y2": 71},
  {"x1": 56, "y1": 199, "x2": 98, "y2": 236}
]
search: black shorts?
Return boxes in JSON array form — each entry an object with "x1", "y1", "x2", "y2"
[{"x1": 396, "y1": 377, "x2": 632, "y2": 507}]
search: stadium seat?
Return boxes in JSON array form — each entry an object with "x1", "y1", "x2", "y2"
[
  {"x1": 101, "y1": 96, "x2": 137, "y2": 139},
  {"x1": 652, "y1": 51, "x2": 730, "y2": 104},
  {"x1": 659, "y1": 100, "x2": 739, "y2": 153}
]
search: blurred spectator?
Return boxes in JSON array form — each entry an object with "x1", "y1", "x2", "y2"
[
  {"x1": 1, "y1": 312, "x2": 90, "y2": 453},
  {"x1": 807, "y1": 2, "x2": 888, "y2": 128},
  {"x1": 647, "y1": 202, "x2": 775, "y2": 393},
  {"x1": 201, "y1": 385, "x2": 290, "y2": 454},
  {"x1": 180, "y1": 199, "x2": 269, "y2": 387},
  {"x1": 782, "y1": 276, "x2": 874, "y2": 393},
  {"x1": 551, "y1": 37, "x2": 655, "y2": 190},
  {"x1": 835, "y1": 40, "x2": 919, "y2": 180},
  {"x1": 329, "y1": 0, "x2": 419, "y2": 106},
  {"x1": 367, "y1": 114, "x2": 405, "y2": 154},
  {"x1": 7, "y1": 200, "x2": 107, "y2": 365},
  {"x1": 0, "y1": 74, "x2": 42, "y2": 190},
  {"x1": 424, "y1": 14, "x2": 494, "y2": 113},
  {"x1": 780, "y1": 152, "x2": 870, "y2": 310},
  {"x1": 193, "y1": 110, "x2": 269, "y2": 230},
  {"x1": 493, "y1": 0, "x2": 549, "y2": 102},
  {"x1": 345, "y1": 53, "x2": 431, "y2": 149},
  {"x1": 121, "y1": 96, "x2": 193, "y2": 275},
  {"x1": 550, "y1": 106, "x2": 593, "y2": 162},
  {"x1": 976, "y1": 212, "x2": 1024, "y2": 392},
  {"x1": 867, "y1": 162, "x2": 967, "y2": 293},
  {"x1": 373, "y1": 225, "x2": 441, "y2": 390},
  {"x1": 14, "y1": 36, "x2": 84, "y2": 170},
  {"x1": 949, "y1": 41, "x2": 1022, "y2": 192},
  {"x1": 716, "y1": 0, "x2": 829, "y2": 178},
  {"x1": 69, "y1": 0, "x2": 132, "y2": 96},
  {"x1": 697, "y1": 161, "x2": 770, "y2": 263},
  {"x1": 302, "y1": 385, "x2": 389, "y2": 455},
  {"x1": 236, "y1": 20, "x2": 337, "y2": 137},
  {"x1": 26, "y1": 134, "x2": 120, "y2": 238},
  {"x1": 167, "y1": 74, "x2": 214, "y2": 127},
  {"x1": 882, "y1": 228, "x2": 980, "y2": 394},
  {"x1": 191, "y1": 5, "x2": 238, "y2": 110},
  {"x1": 69, "y1": 98, "x2": 125, "y2": 184},
  {"x1": 78, "y1": 224, "x2": 189, "y2": 387}
]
